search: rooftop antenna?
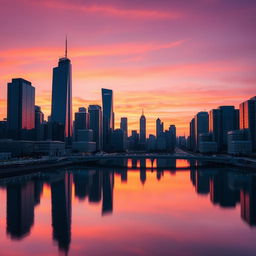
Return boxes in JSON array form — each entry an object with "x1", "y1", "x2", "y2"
[
  {"x1": 142, "y1": 108, "x2": 144, "y2": 116},
  {"x1": 65, "y1": 35, "x2": 67, "y2": 58}
]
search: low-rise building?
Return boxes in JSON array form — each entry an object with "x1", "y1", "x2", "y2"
[
  {"x1": 228, "y1": 129, "x2": 252, "y2": 155},
  {"x1": 72, "y1": 129, "x2": 96, "y2": 153}
]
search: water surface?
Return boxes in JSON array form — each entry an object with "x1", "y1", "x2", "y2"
[{"x1": 0, "y1": 159, "x2": 255, "y2": 256}]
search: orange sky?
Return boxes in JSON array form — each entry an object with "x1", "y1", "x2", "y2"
[{"x1": 0, "y1": 0, "x2": 255, "y2": 136}]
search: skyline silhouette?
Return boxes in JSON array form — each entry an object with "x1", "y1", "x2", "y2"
[{"x1": 0, "y1": 0, "x2": 256, "y2": 136}]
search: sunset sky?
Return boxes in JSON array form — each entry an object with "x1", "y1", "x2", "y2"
[{"x1": 0, "y1": 0, "x2": 255, "y2": 136}]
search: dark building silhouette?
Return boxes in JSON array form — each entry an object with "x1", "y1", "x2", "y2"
[
  {"x1": 89, "y1": 105, "x2": 103, "y2": 151},
  {"x1": 102, "y1": 170, "x2": 114, "y2": 215},
  {"x1": 73, "y1": 172, "x2": 90, "y2": 201},
  {"x1": 51, "y1": 39, "x2": 72, "y2": 144},
  {"x1": 240, "y1": 176, "x2": 256, "y2": 226},
  {"x1": 189, "y1": 118, "x2": 196, "y2": 151},
  {"x1": 210, "y1": 171, "x2": 240, "y2": 207},
  {"x1": 7, "y1": 78, "x2": 35, "y2": 140},
  {"x1": 102, "y1": 88, "x2": 114, "y2": 151},
  {"x1": 156, "y1": 118, "x2": 164, "y2": 139},
  {"x1": 128, "y1": 130, "x2": 139, "y2": 150},
  {"x1": 51, "y1": 172, "x2": 72, "y2": 253},
  {"x1": 35, "y1": 105, "x2": 44, "y2": 141},
  {"x1": 195, "y1": 112, "x2": 209, "y2": 151},
  {"x1": 139, "y1": 111, "x2": 146, "y2": 149},
  {"x1": 140, "y1": 169, "x2": 147, "y2": 185},
  {"x1": 166, "y1": 125, "x2": 176, "y2": 151},
  {"x1": 195, "y1": 170, "x2": 210, "y2": 195},
  {"x1": 74, "y1": 107, "x2": 89, "y2": 141},
  {"x1": 209, "y1": 106, "x2": 239, "y2": 151},
  {"x1": 111, "y1": 129, "x2": 126, "y2": 152},
  {"x1": 6, "y1": 181, "x2": 35, "y2": 239},
  {"x1": 33, "y1": 179, "x2": 43, "y2": 206},
  {"x1": 89, "y1": 171, "x2": 102, "y2": 203},
  {"x1": 120, "y1": 117, "x2": 128, "y2": 137},
  {"x1": 120, "y1": 168, "x2": 128, "y2": 183},
  {"x1": 239, "y1": 96, "x2": 256, "y2": 151},
  {"x1": 0, "y1": 120, "x2": 8, "y2": 139}
]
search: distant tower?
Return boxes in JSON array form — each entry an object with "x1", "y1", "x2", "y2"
[
  {"x1": 195, "y1": 111, "x2": 209, "y2": 151},
  {"x1": 102, "y1": 88, "x2": 114, "y2": 151},
  {"x1": 51, "y1": 37, "x2": 73, "y2": 144},
  {"x1": 120, "y1": 117, "x2": 128, "y2": 137},
  {"x1": 156, "y1": 118, "x2": 163, "y2": 138},
  {"x1": 240, "y1": 96, "x2": 256, "y2": 151},
  {"x1": 89, "y1": 105, "x2": 103, "y2": 151},
  {"x1": 139, "y1": 110, "x2": 146, "y2": 147},
  {"x1": 74, "y1": 107, "x2": 89, "y2": 141},
  {"x1": 7, "y1": 78, "x2": 35, "y2": 140}
]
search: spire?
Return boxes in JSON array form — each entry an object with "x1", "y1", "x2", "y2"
[
  {"x1": 65, "y1": 35, "x2": 67, "y2": 58},
  {"x1": 142, "y1": 108, "x2": 144, "y2": 116}
]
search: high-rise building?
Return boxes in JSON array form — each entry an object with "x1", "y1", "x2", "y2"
[
  {"x1": 167, "y1": 125, "x2": 176, "y2": 151},
  {"x1": 7, "y1": 78, "x2": 35, "y2": 140},
  {"x1": 111, "y1": 129, "x2": 126, "y2": 152},
  {"x1": 189, "y1": 118, "x2": 196, "y2": 151},
  {"x1": 128, "y1": 130, "x2": 139, "y2": 150},
  {"x1": 0, "y1": 119, "x2": 8, "y2": 139},
  {"x1": 195, "y1": 112, "x2": 209, "y2": 151},
  {"x1": 120, "y1": 117, "x2": 128, "y2": 136},
  {"x1": 102, "y1": 88, "x2": 114, "y2": 151},
  {"x1": 139, "y1": 111, "x2": 146, "y2": 148},
  {"x1": 51, "y1": 38, "x2": 72, "y2": 143},
  {"x1": 240, "y1": 96, "x2": 256, "y2": 151},
  {"x1": 156, "y1": 118, "x2": 164, "y2": 138},
  {"x1": 88, "y1": 105, "x2": 103, "y2": 151},
  {"x1": 35, "y1": 105, "x2": 44, "y2": 141},
  {"x1": 209, "y1": 106, "x2": 239, "y2": 151},
  {"x1": 74, "y1": 107, "x2": 89, "y2": 141}
]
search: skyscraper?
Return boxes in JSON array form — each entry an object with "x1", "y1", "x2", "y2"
[
  {"x1": 7, "y1": 78, "x2": 35, "y2": 140},
  {"x1": 120, "y1": 117, "x2": 128, "y2": 137},
  {"x1": 240, "y1": 96, "x2": 256, "y2": 151},
  {"x1": 88, "y1": 105, "x2": 103, "y2": 151},
  {"x1": 51, "y1": 38, "x2": 72, "y2": 143},
  {"x1": 74, "y1": 107, "x2": 89, "y2": 141},
  {"x1": 195, "y1": 112, "x2": 209, "y2": 151},
  {"x1": 102, "y1": 88, "x2": 114, "y2": 151},
  {"x1": 156, "y1": 118, "x2": 164, "y2": 138},
  {"x1": 35, "y1": 105, "x2": 44, "y2": 141},
  {"x1": 139, "y1": 110, "x2": 146, "y2": 148},
  {"x1": 189, "y1": 118, "x2": 196, "y2": 151},
  {"x1": 209, "y1": 106, "x2": 239, "y2": 151}
]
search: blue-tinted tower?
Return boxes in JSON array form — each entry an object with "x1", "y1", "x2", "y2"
[
  {"x1": 101, "y1": 88, "x2": 114, "y2": 151},
  {"x1": 7, "y1": 78, "x2": 35, "y2": 140},
  {"x1": 51, "y1": 38, "x2": 73, "y2": 143}
]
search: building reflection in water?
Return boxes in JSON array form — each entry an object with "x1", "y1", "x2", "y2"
[
  {"x1": 6, "y1": 181, "x2": 35, "y2": 240},
  {"x1": 240, "y1": 176, "x2": 256, "y2": 226},
  {"x1": 51, "y1": 172, "x2": 72, "y2": 254},
  {"x1": 140, "y1": 159, "x2": 147, "y2": 185},
  {"x1": 3, "y1": 163, "x2": 256, "y2": 254},
  {"x1": 210, "y1": 171, "x2": 240, "y2": 207},
  {"x1": 102, "y1": 170, "x2": 114, "y2": 215}
]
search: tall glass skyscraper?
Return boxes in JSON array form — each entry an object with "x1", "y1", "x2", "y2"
[
  {"x1": 7, "y1": 78, "x2": 35, "y2": 140},
  {"x1": 88, "y1": 105, "x2": 103, "y2": 151},
  {"x1": 240, "y1": 96, "x2": 256, "y2": 151},
  {"x1": 51, "y1": 39, "x2": 72, "y2": 143},
  {"x1": 102, "y1": 88, "x2": 114, "y2": 151},
  {"x1": 140, "y1": 111, "x2": 146, "y2": 146}
]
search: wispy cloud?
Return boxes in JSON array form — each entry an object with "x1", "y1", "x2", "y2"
[{"x1": 25, "y1": 0, "x2": 183, "y2": 20}]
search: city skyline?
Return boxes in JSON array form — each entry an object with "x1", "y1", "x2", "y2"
[{"x1": 1, "y1": 0, "x2": 256, "y2": 136}]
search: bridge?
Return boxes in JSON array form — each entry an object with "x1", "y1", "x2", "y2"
[{"x1": 68, "y1": 153, "x2": 256, "y2": 169}]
